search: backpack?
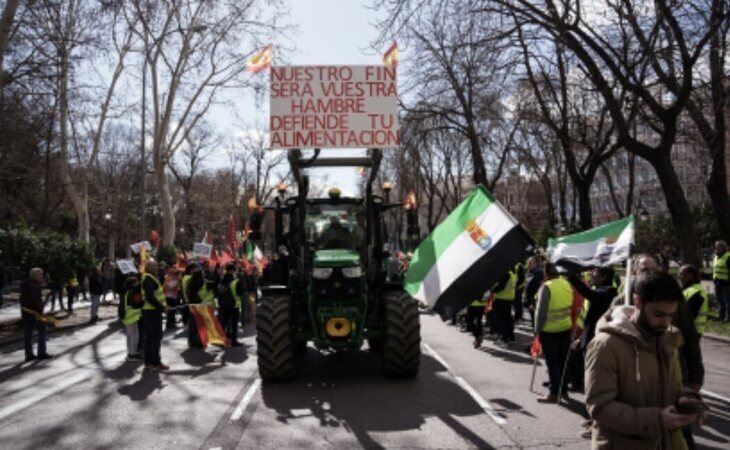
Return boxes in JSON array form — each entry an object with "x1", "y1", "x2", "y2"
[{"x1": 127, "y1": 285, "x2": 144, "y2": 309}]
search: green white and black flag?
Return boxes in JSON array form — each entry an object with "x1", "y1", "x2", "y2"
[
  {"x1": 404, "y1": 185, "x2": 534, "y2": 315},
  {"x1": 547, "y1": 215, "x2": 634, "y2": 268}
]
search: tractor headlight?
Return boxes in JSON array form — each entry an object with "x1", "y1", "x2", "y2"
[
  {"x1": 341, "y1": 266, "x2": 362, "y2": 278},
  {"x1": 312, "y1": 267, "x2": 333, "y2": 279}
]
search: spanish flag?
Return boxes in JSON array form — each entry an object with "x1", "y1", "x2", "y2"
[
  {"x1": 383, "y1": 42, "x2": 398, "y2": 67},
  {"x1": 246, "y1": 44, "x2": 273, "y2": 73},
  {"x1": 189, "y1": 305, "x2": 230, "y2": 348}
]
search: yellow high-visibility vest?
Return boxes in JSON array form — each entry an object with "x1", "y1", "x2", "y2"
[
  {"x1": 683, "y1": 283, "x2": 709, "y2": 334},
  {"x1": 141, "y1": 273, "x2": 167, "y2": 310},
  {"x1": 542, "y1": 277, "x2": 573, "y2": 333},
  {"x1": 199, "y1": 286, "x2": 216, "y2": 306},
  {"x1": 713, "y1": 252, "x2": 730, "y2": 281},
  {"x1": 494, "y1": 270, "x2": 517, "y2": 301},
  {"x1": 122, "y1": 290, "x2": 141, "y2": 325},
  {"x1": 181, "y1": 274, "x2": 192, "y2": 303},
  {"x1": 576, "y1": 298, "x2": 589, "y2": 330},
  {"x1": 231, "y1": 279, "x2": 243, "y2": 309}
]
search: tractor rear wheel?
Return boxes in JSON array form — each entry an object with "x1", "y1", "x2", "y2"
[
  {"x1": 383, "y1": 291, "x2": 421, "y2": 377},
  {"x1": 256, "y1": 294, "x2": 295, "y2": 381}
]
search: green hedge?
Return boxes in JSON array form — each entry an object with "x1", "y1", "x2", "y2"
[{"x1": 0, "y1": 228, "x2": 94, "y2": 282}]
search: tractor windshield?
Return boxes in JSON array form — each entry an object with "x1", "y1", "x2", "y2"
[{"x1": 305, "y1": 202, "x2": 365, "y2": 252}]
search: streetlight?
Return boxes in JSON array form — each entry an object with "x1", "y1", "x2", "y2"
[
  {"x1": 382, "y1": 181, "x2": 393, "y2": 203},
  {"x1": 104, "y1": 211, "x2": 113, "y2": 260}
]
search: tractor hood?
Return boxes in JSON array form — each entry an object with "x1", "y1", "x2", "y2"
[{"x1": 313, "y1": 249, "x2": 360, "y2": 268}]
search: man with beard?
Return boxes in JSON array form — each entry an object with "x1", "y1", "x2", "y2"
[{"x1": 585, "y1": 271, "x2": 706, "y2": 449}]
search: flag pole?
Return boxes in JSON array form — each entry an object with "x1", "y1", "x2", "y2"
[
  {"x1": 529, "y1": 353, "x2": 539, "y2": 392},
  {"x1": 624, "y1": 256, "x2": 632, "y2": 305}
]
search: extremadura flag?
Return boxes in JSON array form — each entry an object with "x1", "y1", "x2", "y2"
[
  {"x1": 404, "y1": 185, "x2": 534, "y2": 316},
  {"x1": 548, "y1": 215, "x2": 634, "y2": 269}
]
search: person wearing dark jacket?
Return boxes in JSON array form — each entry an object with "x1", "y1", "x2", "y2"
[
  {"x1": 21, "y1": 268, "x2": 52, "y2": 362},
  {"x1": 141, "y1": 261, "x2": 169, "y2": 370},
  {"x1": 88, "y1": 267, "x2": 104, "y2": 322},
  {"x1": 522, "y1": 256, "x2": 544, "y2": 326},
  {"x1": 567, "y1": 267, "x2": 618, "y2": 350}
]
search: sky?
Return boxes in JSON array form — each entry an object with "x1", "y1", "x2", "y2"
[{"x1": 209, "y1": 0, "x2": 395, "y2": 196}]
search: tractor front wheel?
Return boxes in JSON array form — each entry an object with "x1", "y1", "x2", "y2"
[
  {"x1": 383, "y1": 291, "x2": 421, "y2": 377},
  {"x1": 256, "y1": 294, "x2": 295, "y2": 381}
]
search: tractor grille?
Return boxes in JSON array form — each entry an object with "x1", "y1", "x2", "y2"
[{"x1": 312, "y1": 268, "x2": 361, "y2": 300}]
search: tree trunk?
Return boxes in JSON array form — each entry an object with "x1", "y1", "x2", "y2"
[
  {"x1": 576, "y1": 182, "x2": 593, "y2": 230},
  {"x1": 650, "y1": 154, "x2": 700, "y2": 266},
  {"x1": 0, "y1": 0, "x2": 21, "y2": 89},
  {"x1": 57, "y1": 49, "x2": 90, "y2": 243},
  {"x1": 706, "y1": 148, "x2": 730, "y2": 242},
  {"x1": 156, "y1": 158, "x2": 176, "y2": 246},
  {"x1": 468, "y1": 133, "x2": 488, "y2": 187}
]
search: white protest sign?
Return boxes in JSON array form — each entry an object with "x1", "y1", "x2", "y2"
[
  {"x1": 130, "y1": 241, "x2": 152, "y2": 254},
  {"x1": 116, "y1": 259, "x2": 138, "y2": 274},
  {"x1": 269, "y1": 65, "x2": 398, "y2": 149},
  {"x1": 192, "y1": 243, "x2": 213, "y2": 259}
]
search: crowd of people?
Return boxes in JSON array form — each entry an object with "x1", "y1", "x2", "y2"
[
  {"x1": 444, "y1": 240, "x2": 730, "y2": 449},
  {"x1": 19, "y1": 255, "x2": 262, "y2": 371},
  {"x1": 14, "y1": 239, "x2": 730, "y2": 449}
]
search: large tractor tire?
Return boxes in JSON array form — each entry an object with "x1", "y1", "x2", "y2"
[
  {"x1": 383, "y1": 291, "x2": 421, "y2": 377},
  {"x1": 256, "y1": 294, "x2": 295, "y2": 381}
]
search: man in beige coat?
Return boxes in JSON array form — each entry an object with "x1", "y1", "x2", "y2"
[{"x1": 585, "y1": 271, "x2": 705, "y2": 449}]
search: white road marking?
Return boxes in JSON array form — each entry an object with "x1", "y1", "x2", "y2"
[
  {"x1": 455, "y1": 376, "x2": 508, "y2": 425},
  {"x1": 701, "y1": 389, "x2": 730, "y2": 403},
  {"x1": 423, "y1": 342, "x2": 506, "y2": 425},
  {"x1": 0, "y1": 370, "x2": 91, "y2": 422},
  {"x1": 423, "y1": 343, "x2": 451, "y2": 371},
  {"x1": 230, "y1": 378, "x2": 261, "y2": 421}
]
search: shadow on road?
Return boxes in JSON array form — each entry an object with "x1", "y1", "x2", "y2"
[
  {"x1": 117, "y1": 370, "x2": 164, "y2": 401},
  {"x1": 259, "y1": 348, "x2": 500, "y2": 450},
  {"x1": 694, "y1": 394, "x2": 730, "y2": 449}
]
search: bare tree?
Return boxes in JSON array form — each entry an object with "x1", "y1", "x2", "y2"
[
  {"x1": 0, "y1": 0, "x2": 21, "y2": 89},
  {"x1": 168, "y1": 123, "x2": 219, "y2": 242},
  {"x1": 490, "y1": 0, "x2": 727, "y2": 264},
  {"x1": 24, "y1": 1, "x2": 132, "y2": 242},
  {"x1": 393, "y1": 0, "x2": 516, "y2": 188},
  {"x1": 515, "y1": 23, "x2": 621, "y2": 229},
  {"x1": 125, "y1": 0, "x2": 286, "y2": 246}
]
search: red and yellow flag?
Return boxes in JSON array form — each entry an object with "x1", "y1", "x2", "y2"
[
  {"x1": 189, "y1": 305, "x2": 229, "y2": 348},
  {"x1": 383, "y1": 42, "x2": 398, "y2": 67},
  {"x1": 22, "y1": 308, "x2": 59, "y2": 326},
  {"x1": 246, "y1": 44, "x2": 273, "y2": 73}
]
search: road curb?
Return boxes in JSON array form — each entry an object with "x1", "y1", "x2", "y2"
[{"x1": 703, "y1": 332, "x2": 730, "y2": 343}]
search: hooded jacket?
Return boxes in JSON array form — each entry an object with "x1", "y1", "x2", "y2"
[{"x1": 585, "y1": 305, "x2": 687, "y2": 450}]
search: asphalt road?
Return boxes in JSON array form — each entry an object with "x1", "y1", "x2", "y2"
[{"x1": 0, "y1": 312, "x2": 727, "y2": 449}]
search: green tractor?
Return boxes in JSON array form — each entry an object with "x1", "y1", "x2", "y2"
[{"x1": 250, "y1": 148, "x2": 421, "y2": 381}]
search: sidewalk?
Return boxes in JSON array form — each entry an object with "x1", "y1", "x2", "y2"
[{"x1": 0, "y1": 295, "x2": 120, "y2": 346}]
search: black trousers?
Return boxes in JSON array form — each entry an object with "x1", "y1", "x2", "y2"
[
  {"x1": 466, "y1": 305, "x2": 485, "y2": 339},
  {"x1": 492, "y1": 299, "x2": 515, "y2": 342},
  {"x1": 540, "y1": 330, "x2": 571, "y2": 396},
  {"x1": 219, "y1": 306, "x2": 240, "y2": 342},
  {"x1": 142, "y1": 310, "x2": 163, "y2": 365}
]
